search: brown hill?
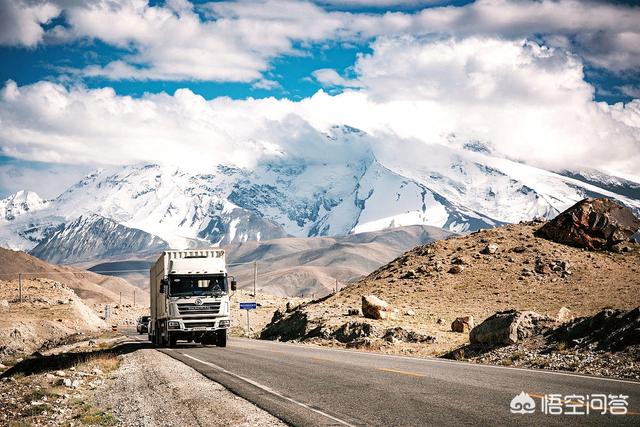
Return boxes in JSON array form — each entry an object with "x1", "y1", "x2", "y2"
[
  {"x1": 0, "y1": 247, "x2": 148, "y2": 306},
  {"x1": 261, "y1": 219, "x2": 640, "y2": 356},
  {"x1": 226, "y1": 225, "x2": 454, "y2": 297}
]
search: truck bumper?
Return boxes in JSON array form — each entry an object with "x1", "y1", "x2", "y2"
[{"x1": 167, "y1": 318, "x2": 231, "y2": 332}]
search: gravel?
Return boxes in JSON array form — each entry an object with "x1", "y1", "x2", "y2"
[{"x1": 92, "y1": 349, "x2": 285, "y2": 427}]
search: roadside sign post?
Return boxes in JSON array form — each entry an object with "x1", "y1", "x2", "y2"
[{"x1": 239, "y1": 302, "x2": 257, "y2": 338}]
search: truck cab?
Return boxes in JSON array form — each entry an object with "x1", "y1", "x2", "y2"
[{"x1": 148, "y1": 249, "x2": 236, "y2": 348}]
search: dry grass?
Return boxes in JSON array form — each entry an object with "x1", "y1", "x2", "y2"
[{"x1": 76, "y1": 353, "x2": 120, "y2": 374}]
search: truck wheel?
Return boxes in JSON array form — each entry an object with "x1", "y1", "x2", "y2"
[
  {"x1": 169, "y1": 334, "x2": 177, "y2": 348},
  {"x1": 216, "y1": 330, "x2": 227, "y2": 348}
]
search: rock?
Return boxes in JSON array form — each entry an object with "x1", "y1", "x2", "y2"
[
  {"x1": 88, "y1": 340, "x2": 97, "y2": 347},
  {"x1": 54, "y1": 370, "x2": 66, "y2": 377},
  {"x1": 401, "y1": 270, "x2": 417, "y2": 279},
  {"x1": 0, "y1": 363, "x2": 6, "y2": 370},
  {"x1": 63, "y1": 378, "x2": 72, "y2": 387},
  {"x1": 469, "y1": 310, "x2": 556, "y2": 345},
  {"x1": 332, "y1": 321, "x2": 378, "y2": 343},
  {"x1": 285, "y1": 302, "x2": 297, "y2": 313},
  {"x1": 345, "y1": 337, "x2": 380, "y2": 349},
  {"x1": 448, "y1": 265, "x2": 464, "y2": 274},
  {"x1": 534, "y1": 259, "x2": 551, "y2": 275},
  {"x1": 91, "y1": 368, "x2": 103, "y2": 376},
  {"x1": 382, "y1": 327, "x2": 436, "y2": 344},
  {"x1": 546, "y1": 307, "x2": 640, "y2": 351},
  {"x1": 512, "y1": 246, "x2": 527, "y2": 253},
  {"x1": 404, "y1": 309, "x2": 416, "y2": 316},
  {"x1": 347, "y1": 308, "x2": 361, "y2": 316},
  {"x1": 480, "y1": 244, "x2": 499, "y2": 254},
  {"x1": 270, "y1": 308, "x2": 284, "y2": 323},
  {"x1": 361, "y1": 295, "x2": 393, "y2": 320},
  {"x1": 536, "y1": 198, "x2": 640, "y2": 251},
  {"x1": 451, "y1": 256, "x2": 467, "y2": 265},
  {"x1": 451, "y1": 316, "x2": 475, "y2": 333},
  {"x1": 436, "y1": 318, "x2": 445, "y2": 325},
  {"x1": 0, "y1": 299, "x2": 9, "y2": 312},
  {"x1": 556, "y1": 307, "x2": 573, "y2": 323}
]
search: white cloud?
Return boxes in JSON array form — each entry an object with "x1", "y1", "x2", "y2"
[
  {"x1": 3, "y1": 0, "x2": 639, "y2": 82},
  {"x1": 1, "y1": 35, "x2": 639, "y2": 179},
  {"x1": 312, "y1": 68, "x2": 363, "y2": 88},
  {"x1": 0, "y1": 0, "x2": 59, "y2": 46},
  {"x1": 0, "y1": 162, "x2": 90, "y2": 199}
]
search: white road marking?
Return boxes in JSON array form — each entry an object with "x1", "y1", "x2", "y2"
[{"x1": 179, "y1": 352, "x2": 355, "y2": 427}]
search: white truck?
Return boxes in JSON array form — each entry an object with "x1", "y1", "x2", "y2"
[{"x1": 148, "y1": 249, "x2": 236, "y2": 348}]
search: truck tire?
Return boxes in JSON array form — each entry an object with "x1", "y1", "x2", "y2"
[
  {"x1": 169, "y1": 334, "x2": 177, "y2": 348},
  {"x1": 216, "y1": 330, "x2": 227, "y2": 348}
]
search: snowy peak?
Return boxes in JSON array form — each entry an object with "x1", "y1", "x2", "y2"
[
  {"x1": 30, "y1": 213, "x2": 169, "y2": 264},
  {"x1": 0, "y1": 190, "x2": 48, "y2": 221}
]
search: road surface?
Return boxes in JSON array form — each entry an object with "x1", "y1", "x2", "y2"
[{"x1": 129, "y1": 335, "x2": 639, "y2": 426}]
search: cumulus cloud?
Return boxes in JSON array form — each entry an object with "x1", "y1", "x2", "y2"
[
  {"x1": 0, "y1": 0, "x2": 59, "y2": 46},
  {"x1": 3, "y1": 0, "x2": 640, "y2": 82},
  {"x1": 1, "y1": 35, "x2": 639, "y2": 178}
]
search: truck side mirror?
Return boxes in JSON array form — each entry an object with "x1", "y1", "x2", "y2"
[{"x1": 231, "y1": 280, "x2": 237, "y2": 291}]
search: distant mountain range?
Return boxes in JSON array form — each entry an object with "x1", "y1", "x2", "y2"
[{"x1": 1, "y1": 125, "x2": 639, "y2": 265}]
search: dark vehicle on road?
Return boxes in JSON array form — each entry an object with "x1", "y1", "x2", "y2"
[{"x1": 137, "y1": 315, "x2": 150, "y2": 334}]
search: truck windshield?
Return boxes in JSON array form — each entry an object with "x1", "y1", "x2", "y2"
[{"x1": 169, "y1": 275, "x2": 227, "y2": 297}]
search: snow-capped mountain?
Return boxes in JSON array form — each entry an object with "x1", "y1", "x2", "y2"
[
  {"x1": 30, "y1": 214, "x2": 169, "y2": 264},
  {"x1": 1, "y1": 125, "x2": 639, "y2": 264},
  {"x1": 0, "y1": 190, "x2": 48, "y2": 221}
]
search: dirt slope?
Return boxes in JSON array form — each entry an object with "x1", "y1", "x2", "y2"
[
  {"x1": 0, "y1": 247, "x2": 149, "y2": 306},
  {"x1": 226, "y1": 225, "x2": 454, "y2": 297},
  {"x1": 261, "y1": 220, "x2": 640, "y2": 356},
  {"x1": 0, "y1": 278, "x2": 107, "y2": 358}
]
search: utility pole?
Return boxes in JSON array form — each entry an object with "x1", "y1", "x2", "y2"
[
  {"x1": 18, "y1": 273, "x2": 22, "y2": 303},
  {"x1": 119, "y1": 292, "x2": 122, "y2": 306},
  {"x1": 133, "y1": 290, "x2": 136, "y2": 306},
  {"x1": 253, "y1": 261, "x2": 257, "y2": 297},
  {"x1": 335, "y1": 278, "x2": 338, "y2": 293}
]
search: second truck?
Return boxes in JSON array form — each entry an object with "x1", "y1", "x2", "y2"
[{"x1": 148, "y1": 249, "x2": 236, "y2": 348}]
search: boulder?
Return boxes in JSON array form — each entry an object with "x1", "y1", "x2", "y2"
[
  {"x1": 451, "y1": 316, "x2": 475, "y2": 333},
  {"x1": 0, "y1": 300, "x2": 9, "y2": 312},
  {"x1": 362, "y1": 295, "x2": 393, "y2": 320},
  {"x1": 480, "y1": 244, "x2": 499, "y2": 254},
  {"x1": 469, "y1": 310, "x2": 555, "y2": 345},
  {"x1": 404, "y1": 309, "x2": 416, "y2": 316},
  {"x1": 546, "y1": 307, "x2": 640, "y2": 351},
  {"x1": 332, "y1": 321, "x2": 378, "y2": 343},
  {"x1": 556, "y1": 307, "x2": 573, "y2": 323},
  {"x1": 536, "y1": 198, "x2": 640, "y2": 251}
]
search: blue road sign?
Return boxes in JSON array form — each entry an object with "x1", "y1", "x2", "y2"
[{"x1": 240, "y1": 302, "x2": 257, "y2": 310}]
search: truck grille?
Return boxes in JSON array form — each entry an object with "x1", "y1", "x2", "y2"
[
  {"x1": 185, "y1": 321, "x2": 216, "y2": 328},
  {"x1": 177, "y1": 302, "x2": 221, "y2": 315}
]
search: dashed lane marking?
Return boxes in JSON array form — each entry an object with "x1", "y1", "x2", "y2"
[{"x1": 377, "y1": 368, "x2": 426, "y2": 378}]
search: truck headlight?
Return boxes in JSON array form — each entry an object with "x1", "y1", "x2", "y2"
[
  {"x1": 168, "y1": 321, "x2": 180, "y2": 329},
  {"x1": 219, "y1": 320, "x2": 230, "y2": 328}
]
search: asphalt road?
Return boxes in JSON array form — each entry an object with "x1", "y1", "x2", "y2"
[{"x1": 129, "y1": 335, "x2": 639, "y2": 426}]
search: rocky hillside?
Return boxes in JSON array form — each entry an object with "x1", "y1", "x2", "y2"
[
  {"x1": 0, "y1": 278, "x2": 106, "y2": 358},
  {"x1": 261, "y1": 199, "x2": 640, "y2": 364},
  {"x1": 0, "y1": 247, "x2": 148, "y2": 306}
]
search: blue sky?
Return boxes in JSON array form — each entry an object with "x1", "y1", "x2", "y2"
[{"x1": 0, "y1": 0, "x2": 639, "y2": 197}]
